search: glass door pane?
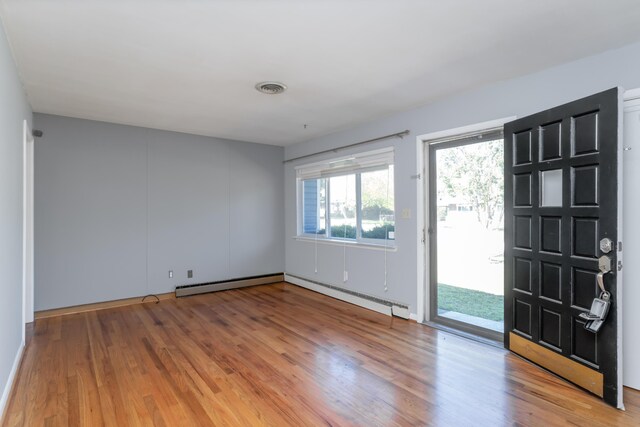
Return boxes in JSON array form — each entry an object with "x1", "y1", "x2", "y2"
[{"x1": 432, "y1": 138, "x2": 504, "y2": 335}]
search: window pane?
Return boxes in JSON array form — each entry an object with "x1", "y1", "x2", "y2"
[
  {"x1": 329, "y1": 174, "x2": 356, "y2": 239},
  {"x1": 302, "y1": 179, "x2": 326, "y2": 234},
  {"x1": 361, "y1": 165, "x2": 395, "y2": 240},
  {"x1": 541, "y1": 169, "x2": 562, "y2": 207}
]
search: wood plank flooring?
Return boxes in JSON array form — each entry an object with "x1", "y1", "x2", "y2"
[{"x1": 3, "y1": 282, "x2": 640, "y2": 426}]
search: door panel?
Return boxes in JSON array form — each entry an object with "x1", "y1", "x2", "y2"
[{"x1": 504, "y1": 88, "x2": 622, "y2": 407}]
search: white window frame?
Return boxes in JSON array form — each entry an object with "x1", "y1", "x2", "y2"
[{"x1": 296, "y1": 148, "x2": 395, "y2": 247}]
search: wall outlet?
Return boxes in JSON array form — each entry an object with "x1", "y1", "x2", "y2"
[
  {"x1": 401, "y1": 208, "x2": 411, "y2": 219},
  {"x1": 187, "y1": 269, "x2": 193, "y2": 278},
  {"x1": 168, "y1": 270, "x2": 173, "y2": 278},
  {"x1": 343, "y1": 271, "x2": 348, "y2": 282}
]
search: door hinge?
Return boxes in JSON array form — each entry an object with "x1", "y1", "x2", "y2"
[{"x1": 421, "y1": 228, "x2": 426, "y2": 244}]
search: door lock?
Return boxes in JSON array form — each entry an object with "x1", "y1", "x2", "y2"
[{"x1": 600, "y1": 238, "x2": 613, "y2": 254}]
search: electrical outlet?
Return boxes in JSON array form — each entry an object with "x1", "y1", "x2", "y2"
[
  {"x1": 187, "y1": 269, "x2": 193, "y2": 279},
  {"x1": 343, "y1": 271, "x2": 348, "y2": 282},
  {"x1": 168, "y1": 270, "x2": 173, "y2": 278},
  {"x1": 401, "y1": 208, "x2": 411, "y2": 219}
]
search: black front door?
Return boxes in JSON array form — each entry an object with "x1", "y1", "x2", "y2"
[{"x1": 504, "y1": 88, "x2": 622, "y2": 407}]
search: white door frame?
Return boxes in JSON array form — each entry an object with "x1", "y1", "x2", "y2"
[
  {"x1": 415, "y1": 134, "x2": 426, "y2": 322},
  {"x1": 622, "y1": 88, "x2": 640, "y2": 391},
  {"x1": 22, "y1": 120, "x2": 34, "y2": 339},
  {"x1": 416, "y1": 116, "x2": 516, "y2": 325}
]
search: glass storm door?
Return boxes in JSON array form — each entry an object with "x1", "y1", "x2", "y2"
[{"x1": 429, "y1": 130, "x2": 505, "y2": 340}]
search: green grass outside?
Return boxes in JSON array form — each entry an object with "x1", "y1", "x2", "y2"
[{"x1": 438, "y1": 283, "x2": 504, "y2": 322}]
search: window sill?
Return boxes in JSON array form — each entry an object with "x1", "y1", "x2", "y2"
[{"x1": 292, "y1": 236, "x2": 397, "y2": 251}]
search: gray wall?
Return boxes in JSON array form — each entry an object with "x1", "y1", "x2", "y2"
[
  {"x1": 0, "y1": 20, "x2": 32, "y2": 412},
  {"x1": 285, "y1": 40, "x2": 640, "y2": 314},
  {"x1": 34, "y1": 114, "x2": 284, "y2": 310}
]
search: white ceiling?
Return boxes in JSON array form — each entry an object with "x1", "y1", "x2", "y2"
[{"x1": 2, "y1": 1, "x2": 640, "y2": 146}]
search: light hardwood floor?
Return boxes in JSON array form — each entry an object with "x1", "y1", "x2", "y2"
[{"x1": 2, "y1": 282, "x2": 640, "y2": 426}]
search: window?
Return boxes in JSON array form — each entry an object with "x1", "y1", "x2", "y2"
[{"x1": 297, "y1": 148, "x2": 395, "y2": 244}]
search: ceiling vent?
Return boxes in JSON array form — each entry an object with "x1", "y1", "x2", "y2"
[{"x1": 255, "y1": 81, "x2": 287, "y2": 95}]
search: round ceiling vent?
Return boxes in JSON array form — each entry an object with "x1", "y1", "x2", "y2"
[{"x1": 255, "y1": 81, "x2": 287, "y2": 95}]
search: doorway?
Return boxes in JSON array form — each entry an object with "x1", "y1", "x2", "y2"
[{"x1": 427, "y1": 128, "x2": 505, "y2": 340}]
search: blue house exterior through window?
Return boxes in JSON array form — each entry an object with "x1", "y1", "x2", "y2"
[{"x1": 303, "y1": 180, "x2": 319, "y2": 233}]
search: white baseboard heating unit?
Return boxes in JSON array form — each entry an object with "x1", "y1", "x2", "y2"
[
  {"x1": 175, "y1": 273, "x2": 284, "y2": 297},
  {"x1": 284, "y1": 273, "x2": 410, "y2": 319}
]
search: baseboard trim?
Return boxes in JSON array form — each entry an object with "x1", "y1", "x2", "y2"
[
  {"x1": 0, "y1": 340, "x2": 25, "y2": 424},
  {"x1": 284, "y1": 273, "x2": 403, "y2": 317},
  {"x1": 35, "y1": 292, "x2": 175, "y2": 320},
  {"x1": 175, "y1": 273, "x2": 284, "y2": 297}
]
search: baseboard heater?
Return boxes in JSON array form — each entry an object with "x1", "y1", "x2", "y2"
[
  {"x1": 175, "y1": 273, "x2": 284, "y2": 297},
  {"x1": 284, "y1": 273, "x2": 410, "y2": 319}
]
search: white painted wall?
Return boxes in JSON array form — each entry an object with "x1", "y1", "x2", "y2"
[
  {"x1": 285, "y1": 40, "x2": 640, "y2": 388},
  {"x1": 34, "y1": 114, "x2": 284, "y2": 311},
  {"x1": 0, "y1": 19, "x2": 32, "y2": 418}
]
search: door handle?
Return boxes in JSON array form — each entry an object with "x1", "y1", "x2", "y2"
[
  {"x1": 598, "y1": 255, "x2": 612, "y2": 297},
  {"x1": 597, "y1": 271, "x2": 609, "y2": 295}
]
